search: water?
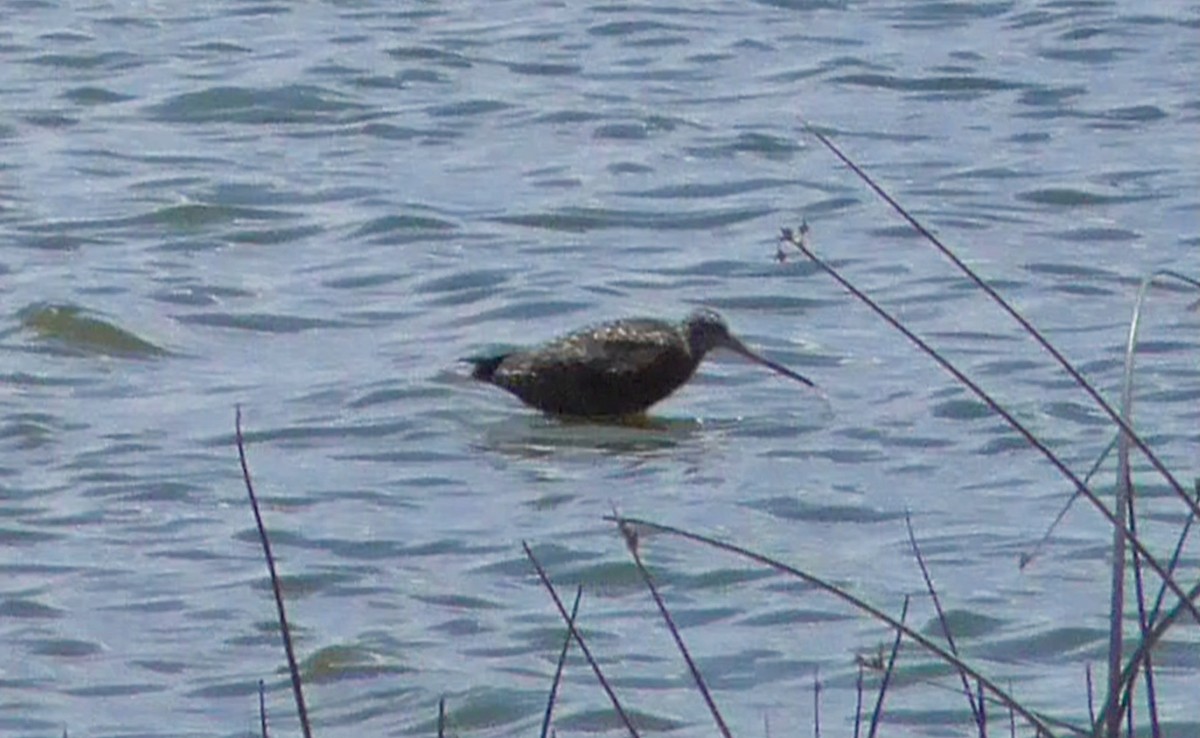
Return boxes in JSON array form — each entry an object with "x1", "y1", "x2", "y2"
[{"x1": 1, "y1": 0, "x2": 1197, "y2": 735}]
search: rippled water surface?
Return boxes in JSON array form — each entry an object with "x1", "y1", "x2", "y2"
[{"x1": 1, "y1": 0, "x2": 1198, "y2": 735}]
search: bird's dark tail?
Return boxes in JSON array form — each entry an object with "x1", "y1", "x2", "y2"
[{"x1": 463, "y1": 354, "x2": 508, "y2": 382}]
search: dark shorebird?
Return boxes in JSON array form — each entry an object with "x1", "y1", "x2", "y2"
[{"x1": 465, "y1": 308, "x2": 815, "y2": 418}]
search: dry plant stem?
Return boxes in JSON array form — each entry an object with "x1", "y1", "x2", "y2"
[
  {"x1": 904, "y1": 511, "x2": 982, "y2": 726},
  {"x1": 1125, "y1": 496, "x2": 1161, "y2": 738},
  {"x1": 1021, "y1": 434, "x2": 1117, "y2": 571},
  {"x1": 259, "y1": 679, "x2": 268, "y2": 738},
  {"x1": 540, "y1": 586, "x2": 583, "y2": 738},
  {"x1": 803, "y1": 123, "x2": 1199, "y2": 525},
  {"x1": 814, "y1": 666, "x2": 821, "y2": 738},
  {"x1": 978, "y1": 680, "x2": 988, "y2": 738},
  {"x1": 1146, "y1": 482, "x2": 1200, "y2": 629},
  {"x1": 235, "y1": 407, "x2": 313, "y2": 738},
  {"x1": 1123, "y1": 273, "x2": 1200, "y2": 618},
  {"x1": 522, "y1": 541, "x2": 641, "y2": 738},
  {"x1": 1100, "y1": 270, "x2": 1200, "y2": 736},
  {"x1": 854, "y1": 663, "x2": 864, "y2": 738},
  {"x1": 1008, "y1": 688, "x2": 1015, "y2": 738},
  {"x1": 1111, "y1": 486, "x2": 1200, "y2": 718},
  {"x1": 779, "y1": 230, "x2": 1200, "y2": 627},
  {"x1": 1105, "y1": 270, "x2": 1143, "y2": 738},
  {"x1": 608, "y1": 516, "x2": 1069, "y2": 737},
  {"x1": 615, "y1": 518, "x2": 733, "y2": 738},
  {"x1": 866, "y1": 595, "x2": 909, "y2": 738},
  {"x1": 1109, "y1": 578, "x2": 1200, "y2": 731},
  {"x1": 438, "y1": 696, "x2": 446, "y2": 738}
]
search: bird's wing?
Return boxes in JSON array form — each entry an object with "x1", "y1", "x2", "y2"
[{"x1": 576, "y1": 322, "x2": 680, "y2": 377}]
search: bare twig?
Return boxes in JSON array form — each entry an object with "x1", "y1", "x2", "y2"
[
  {"x1": 259, "y1": 679, "x2": 268, "y2": 738},
  {"x1": 1020, "y1": 434, "x2": 1117, "y2": 570},
  {"x1": 1008, "y1": 680, "x2": 1016, "y2": 738},
  {"x1": 854, "y1": 663, "x2": 865, "y2": 738},
  {"x1": 1110, "y1": 577, "x2": 1200, "y2": 725},
  {"x1": 978, "y1": 679, "x2": 987, "y2": 738},
  {"x1": 1127, "y1": 491, "x2": 1162, "y2": 738},
  {"x1": 235, "y1": 407, "x2": 313, "y2": 738},
  {"x1": 803, "y1": 124, "x2": 1199, "y2": 525},
  {"x1": 866, "y1": 596, "x2": 910, "y2": 738},
  {"x1": 777, "y1": 228, "x2": 1200, "y2": 627},
  {"x1": 438, "y1": 696, "x2": 446, "y2": 738},
  {"x1": 605, "y1": 515, "x2": 1070, "y2": 736},
  {"x1": 1100, "y1": 270, "x2": 1200, "y2": 733},
  {"x1": 540, "y1": 586, "x2": 583, "y2": 738},
  {"x1": 523, "y1": 541, "x2": 641, "y2": 738},
  {"x1": 904, "y1": 511, "x2": 981, "y2": 725},
  {"x1": 613, "y1": 515, "x2": 732, "y2": 738},
  {"x1": 814, "y1": 666, "x2": 822, "y2": 738}
]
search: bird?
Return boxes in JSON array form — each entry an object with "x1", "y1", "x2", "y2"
[{"x1": 465, "y1": 308, "x2": 815, "y2": 418}]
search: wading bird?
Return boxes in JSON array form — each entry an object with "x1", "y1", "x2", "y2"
[{"x1": 466, "y1": 308, "x2": 815, "y2": 418}]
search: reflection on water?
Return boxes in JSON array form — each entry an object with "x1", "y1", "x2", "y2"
[{"x1": 477, "y1": 413, "x2": 708, "y2": 458}]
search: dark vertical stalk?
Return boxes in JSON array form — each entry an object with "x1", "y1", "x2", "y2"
[
  {"x1": 235, "y1": 407, "x2": 313, "y2": 738},
  {"x1": 614, "y1": 517, "x2": 732, "y2": 738},
  {"x1": 813, "y1": 666, "x2": 821, "y2": 738},
  {"x1": 866, "y1": 596, "x2": 910, "y2": 738},
  {"x1": 540, "y1": 586, "x2": 583, "y2": 738},
  {"x1": 259, "y1": 679, "x2": 268, "y2": 738},
  {"x1": 523, "y1": 542, "x2": 640, "y2": 738},
  {"x1": 1127, "y1": 494, "x2": 1161, "y2": 738},
  {"x1": 977, "y1": 679, "x2": 987, "y2": 738},
  {"x1": 904, "y1": 511, "x2": 981, "y2": 725},
  {"x1": 853, "y1": 663, "x2": 864, "y2": 738}
]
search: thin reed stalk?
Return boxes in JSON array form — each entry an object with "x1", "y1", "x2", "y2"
[
  {"x1": 904, "y1": 511, "x2": 981, "y2": 726},
  {"x1": 1008, "y1": 681, "x2": 1015, "y2": 738},
  {"x1": 853, "y1": 663, "x2": 864, "y2": 738},
  {"x1": 613, "y1": 517, "x2": 733, "y2": 738},
  {"x1": 1109, "y1": 576, "x2": 1200, "y2": 728},
  {"x1": 978, "y1": 680, "x2": 987, "y2": 738},
  {"x1": 866, "y1": 596, "x2": 909, "y2": 738},
  {"x1": 259, "y1": 679, "x2": 268, "y2": 738},
  {"x1": 1097, "y1": 270, "x2": 1200, "y2": 734},
  {"x1": 778, "y1": 229, "x2": 1200, "y2": 626},
  {"x1": 1021, "y1": 434, "x2": 1118, "y2": 570},
  {"x1": 803, "y1": 124, "x2": 1199, "y2": 525},
  {"x1": 437, "y1": 696, "x2": 446, "y2": 738},
  {"x1": 235, "y1": 407, "x2": 313, "y2": 738},
  {"x1": 540, "y1": 586, "x2": 583, "y2": 738},
  {"x1": 1125, "y1": 494, "x2": 1160, "y2": 738},
  {"x1": 522, "y1": 542, "x2": 641, "y2": 738},
  {"x1": 813, "y1": 666, "x2": 821, "y2": 738},
  {"x1": 608, "y1": 515, "x2": 1071, "y2": 736}
]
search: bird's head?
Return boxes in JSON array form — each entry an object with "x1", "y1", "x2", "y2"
[
  {"x1": 683, "y1": 308, "x2": 733, "y2": 357},
  {"x1": 683, "y1": 307, "x2": 816, "y2": 388}
]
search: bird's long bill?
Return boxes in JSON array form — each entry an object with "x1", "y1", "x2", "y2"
[{"x1": 722, "y1": 336, "x2": 815, "y2": 388}]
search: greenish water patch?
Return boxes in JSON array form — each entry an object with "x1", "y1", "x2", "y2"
[
  {"x1": 301, "y1": 644, "x2": 410, "y2": 684},
  {"x1": 554, "y1": 707, "x2": 686, "y2": 733},
  {"x1": 0, "y1": 598, "x2": 65, "y2": 619},
  {"x1": 149, "y1": 84, "x2": 368, "y2": 125},
  {"x1": 492, "y1": 206, "x2": 771, "y2": 232},
  {"x1": 62, "y1": 86, "x2": 133, "y2": 105},
  {"x1": 18, "y1": 303, "x2": 167, "y2": 359}
]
